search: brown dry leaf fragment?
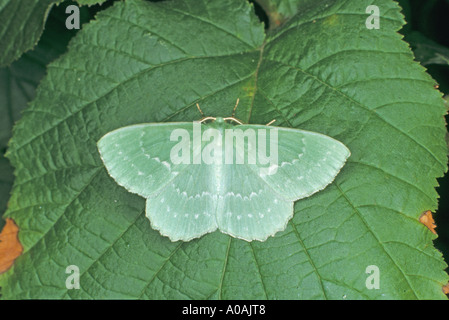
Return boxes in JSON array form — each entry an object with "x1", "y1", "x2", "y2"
[
  {"x1": 443, "y1": 283, "x2": 449, "y2": 295},
  {"x1": 419, "y1": 211, "x2": 437, "y2": 235},
  {"x1": 0, "y1": 218, "x2": 23, "y2": 274}
]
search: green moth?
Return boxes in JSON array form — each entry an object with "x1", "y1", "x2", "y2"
[{"x1": 97, "y1": 102, "x2": 350, "y2": 242}]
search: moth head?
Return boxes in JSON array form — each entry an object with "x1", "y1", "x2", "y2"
[
  {"x1": 196, "y1": 98, "x2": 243, "y2": 125},
  {"x1": 195, "y1": 98, "x2": 275, "y2": 126}
]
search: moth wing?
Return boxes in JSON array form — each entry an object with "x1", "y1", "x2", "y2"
[
  {"x1": 216, "y1": 162, "x2": 293, "y2": 241},
  {"x1": 146, "y1": 163, "x2": 218, "y2": 241},
  {"x1": 238, "y1": 125, "x2": 350, "y2": 201},
  {"x1": 97, "y1": 122, "x2": 194, "y2": 198}
]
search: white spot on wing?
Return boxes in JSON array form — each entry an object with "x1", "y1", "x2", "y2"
[{"x1": 162, "y1": 161, "x2": 171, "y2": 169}]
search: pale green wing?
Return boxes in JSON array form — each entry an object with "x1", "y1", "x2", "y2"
[
  {"x1": 98, "y1": 122, "x2": 350, "y2": 242},
  {"x1": 239, "y1": 125, "x2": 351, "y2": 201},
  {"x1": 215, "y1": 125, "x2": 349, "y2": 241},
  {"x1": 145, "y1": 163, "x2": 218, "y2": 241},
  {"x1": 216, "y1": 163, "x2": 293, "y2": 241},
  {"x1": 98, "y1": 122, "x2": 218, "y2": 241},
  {"x1": 97, "y1": 123, "x2": 193, "y2": 198}
]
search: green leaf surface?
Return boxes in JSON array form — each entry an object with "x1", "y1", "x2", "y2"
[
  {"x1": 0, "y1": 7, "x2": 74, "y2": 228},
  {"x1": 1, "y1": 0, "x2": 448, "y2": 299}
]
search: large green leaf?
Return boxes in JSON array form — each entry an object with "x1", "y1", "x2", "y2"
[{"x1": 1, "y1": 0, "x2": 448, "y2": 299}]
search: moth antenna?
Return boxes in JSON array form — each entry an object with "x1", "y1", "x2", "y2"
[
  {"x1": 200, "y1": 116, "x2": 217, "y2": 123},
  {"x1": 266, "y1": 119, "x2": 276, "y2": 126},
  {"x1": 223, "y1": 117, "x2": 243, "y2": 125},
  {"x1": 231, "y1": 98, "x2": 240, "y2": 117},
  {"x1": 196, "y1": 103, "x2": 205, "y2": 117}
]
